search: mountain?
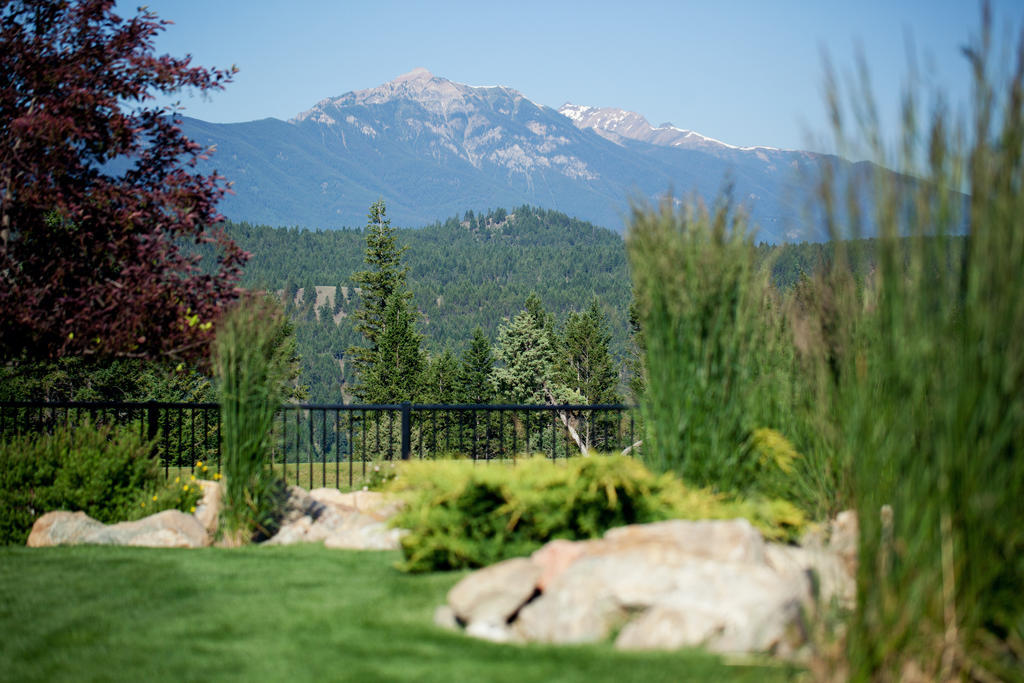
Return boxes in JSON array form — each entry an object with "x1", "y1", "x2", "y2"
[{"x1": 182, "y1": 69, "x2": 832, "y2": 241}]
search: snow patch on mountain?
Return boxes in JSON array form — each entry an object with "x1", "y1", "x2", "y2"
[{"x1": 558, "y1": 103, "x2": 783, "y2": 155}]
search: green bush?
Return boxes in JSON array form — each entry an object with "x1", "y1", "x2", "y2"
[
  {"x1": 214, "y1": 296, "x2": 293, "y2": 543},
  {"x1": 625, "y1": 199, "x2": 829, "y2": 513},
  {"x1": 816, "y1": 21, "x2": 1024, "y2": 680},
  {"x1": 0, "y1": 422, "x2": 202, "y2": 545},
  {"x1": 388, "y1": 455, "x2": 805, "y2": 572}
]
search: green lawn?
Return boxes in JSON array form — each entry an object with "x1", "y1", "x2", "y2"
[{"x1": 0, "y1": 545, "x2": 800, "y2": 682}]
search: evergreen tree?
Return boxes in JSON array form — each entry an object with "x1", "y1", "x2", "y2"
[
  {"x1": 424, "y1": 349, "x2": 460, "y2": 404},
  {"x1": 458, "y1": 327, "x2": 494, "y2": 404},
  {"x1": 491, "y1": 307, "x2": 580, "y2": 406},
  {"x1": 347, "y1": 200, "x2": 418, "y2": 400},
  {"x1": 361, "y1": 292, "x2": 425, "y2": 403},
  {"x1": 563, "y1": 299, "x2": 620, "y2": 405},
  {"x1": 333, "y1": 283, "x2": 345, "y2": 316}
]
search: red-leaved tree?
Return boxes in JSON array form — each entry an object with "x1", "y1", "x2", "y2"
[{"x1": 0, "y1": 0, "x2": 247, "y2": 362}]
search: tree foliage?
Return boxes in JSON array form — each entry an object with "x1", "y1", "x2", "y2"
[
  {"x1": 562, "y1": 299, "x2": 619, "y2": 405},
  {"x1": 491, "y1": 299, "x2": 582, "y2": 406},
  {"x1": 0, "y1": 0, "x2": 245, "y2": 363},
  {"x1": 347, "y1": 200, "x2": 423, "y2": 401}
]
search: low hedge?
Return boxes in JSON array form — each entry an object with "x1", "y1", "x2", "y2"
[
  {"x1": 388, "y1": 455, "x2": 806, "y2": 572},
  {"x1": 0, "y1": 423, "x2": 201, "y2": 545}
]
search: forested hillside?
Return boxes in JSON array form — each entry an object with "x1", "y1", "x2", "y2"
[
  {"x1": 222, "y1": 206, "x2": 632, "y2": 402},
  {"x1": 219, "y1": 205, "x2": 893, "y2": 403}
]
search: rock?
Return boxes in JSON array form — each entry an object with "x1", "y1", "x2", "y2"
[
  {"x1": 264, "y1": 486, "x2": 407, "y2": 549},
  {"x1": 27, "y1": 511, "x2": 105, "y2": 547},
  {"x1": 447, "y1": 518, "x2": 821, "y2": 658},
  {"x1": 433, "y1": 605, "x2": 460, "y2": 631},
  {"x1": 602, "y1": 518, "x2": 766, "y2": 564},
  {"x1": 764, "y1": 543, "x2": 855, "y2": 609},
  {"x1": 323, "y1": 521, "x2": 405, "y2": 550},
  {"x1": 531, "y1": 538, "x2": 589, "y2": 591},
  {"x1": 466, "y1": 619, "x2": 523, "y2": 644},
  {"x1": 309, "y1": 488, "x2": 403, "y2": 521},
  {"x1": 613, "y1": 560, "x2": 809, "y2": 654},
  {"x1": 829, "y1": 509, "x2": 859, "y2": 578},
  {"x1": 28, "y1": 509, "x2": 207, "y2": 548},
  {"x1": 514, "y1": 557, "x2": 629, "y2": 644},
  {"x1": 194, "y1": 480, "x2": 222, "y2": 541},
  {"x1": 87, "y1": 510, "x2": 208, "y2": 548},
  {"x1": 448, "y1": 557, "x2": 541, "y2": 626}
]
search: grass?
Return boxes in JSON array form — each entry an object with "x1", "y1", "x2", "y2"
[{"x1": 0, "y1": 545, "x2": 799, "y2": 683}]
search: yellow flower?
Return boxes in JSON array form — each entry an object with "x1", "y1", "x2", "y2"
[
  {"x1": 189, "y1": 506, "x2": 196, "y2": 513},
  {"x1": 141, "y1": 502, "x2": 146, "y2": 507},
  {"x1": 196, "y1": 461, "x2": 203, "y2": 468},
  {"x1": 152, "y1": 495, "x2": 158, "y2": 501},
  {"x1": 183, "y1": 485, "x2": 189, "y2": 492},
  {"x1": 174, "y1": 476, "x2": 180, "y2": 483},
  {"x1": 213, "y1": 473, "x2": 221, "y2": 481},
  {"x1": 190, "y1": 474, "x2": 196, "y2": 481}
]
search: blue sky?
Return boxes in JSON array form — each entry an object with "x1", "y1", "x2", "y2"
[{"x1": 135, "y1": 1, "x2": 1022, "y2": 153}]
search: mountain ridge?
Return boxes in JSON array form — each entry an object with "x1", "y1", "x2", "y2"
[{"x1": 181, "y1": 70, "x2": 832, "y2": 241}]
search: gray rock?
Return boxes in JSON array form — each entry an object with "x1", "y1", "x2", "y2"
[
  {"x1": 613, "y1": 559, "x2": 809, "y2": 654},
  {"x1": 447, "y1": 557, "x2": 541, "y2": 626},
  {"x1": 264, "y1": 486, "x2": 407, "y2": 549},
  {"x1": 602, "y1": 518, "x2": 766, "y2": 564},
  {"x1": 433, "y1": 605, "x2": 460, "y2": 631},
  {"x1": 764, "y1": 543, "x2": 855, "y2": 609},
  {"x1": 194, "y1": 480, "x2": 222, "y2": 542},
  {"x1": 28, "y1": 509, "x2": 208, "y2": 548},
  {"x1": 323, "y1": 521, "x2": 405, "y2": 550},
  {"x1": 27, "y1": 511, "x2": 105, "y2": 547}
]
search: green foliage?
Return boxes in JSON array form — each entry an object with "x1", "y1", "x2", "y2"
[
  {"x1": 491, "y1": 302, "x2": 582, "y2": 406},
  {"x1": 0, "y1": 357, "x2": 214, "y2": 403},
  {"x1": 814, "y1": 21, "x2": 1024, "y2": 680},
  {"x1": 347, "y1": 200, "x2": 423, "y2": 401},
  {"x1": 562, "y1": 298, "x2": 620, "y2": 405},
  {"x1": 457, "y1": 327, "x2": 494, "y2": 404},
  {"x1": 214, "y1": 296, "x2": 292, "y2": 542},
  {"x1": 388, "y1": 456, "x2": 805, "y2": 573},
  {"x1": 423, "y1": 348, "x2": 460, "y2": 404},
  {"x1": 626, "y1": 199, "x2": 800, "y2": 500},
  {"x1": 360, "y1": 292, "x2": 426, "y2": 404},
  {"x1": 0, "y1": 422, "x2": 198, "y2": 545}
]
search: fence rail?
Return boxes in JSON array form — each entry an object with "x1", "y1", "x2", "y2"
[{"x1": 0, "y1": 401, "x2": 640, "y2": 488}]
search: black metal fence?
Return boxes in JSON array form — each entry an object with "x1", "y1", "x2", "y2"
[{"x1": 0, "y1": 401, "x2": 641, "y2": 488}]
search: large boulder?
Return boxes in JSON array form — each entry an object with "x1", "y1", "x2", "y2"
[
  {"x1": 438, "y1": 517, "x2": 856, "y2": 658},
  {"x1": 446, "y1": 558, "x2": 541, "y2": 643},
  {"x1": 264, "y1": 485, "x2": 405, "y2": 550},
  {"x1": 27, "y1": 511, "x2": 105, "y2": 547},
  {"x1": 28, "y1": 509, "x2": 208, "y2": 548}
]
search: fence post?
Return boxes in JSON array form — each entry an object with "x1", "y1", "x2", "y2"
[
  {"x1": 400, "y1": 402, "x2": 411, "y2": 460},
  {"x1": 145, "y1": 400, "x2": 161, "y2": 469}
]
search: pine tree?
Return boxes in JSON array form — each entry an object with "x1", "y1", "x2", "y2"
[
  {"x1": 347, "y1": 200, "x2": 420, "y2": 401},
  {"x1": 360, "y1": 292, "x2": 425, "y2": 404},
  {"x1": 491, "y1": 306, "x2": 580, "y2": 406},
  {"x1": 424, "y1": 349, "x2": 460, "y2": 404},
  {"x1": 458, "y1": 327, "x2": 494, "y2": 404},
  {"x1": 563, "y1": 299, "x2": 620, "y2": 405}
]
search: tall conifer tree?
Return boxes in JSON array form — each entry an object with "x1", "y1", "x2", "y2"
[{"x1": 347, "y1": 200, "x2": 422, "y2": 401}]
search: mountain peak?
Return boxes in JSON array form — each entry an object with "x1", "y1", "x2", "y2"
[
  {"x1": 558, "y1": 103, "x2": 779, "y2": 154},
  {"x1": 392, "y1": 67, "x2": 434, "y2": 83}
]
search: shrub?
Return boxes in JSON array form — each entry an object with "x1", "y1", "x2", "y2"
[
  {"x1": 625, "y1": 198, "x2": 825, "y2": 510},
  {"x1": 388, "y1": 455, "x2": 805, "y2": 572},
  {"x1": 214, "y1": 296, "x2": 293, "y2": 542},
  {"x1": 816, "y1": 20, "x2": 1024, "y2": 679},
  {"x1": 0, "y1": 422, "x2": 201, "y2": 545}
]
